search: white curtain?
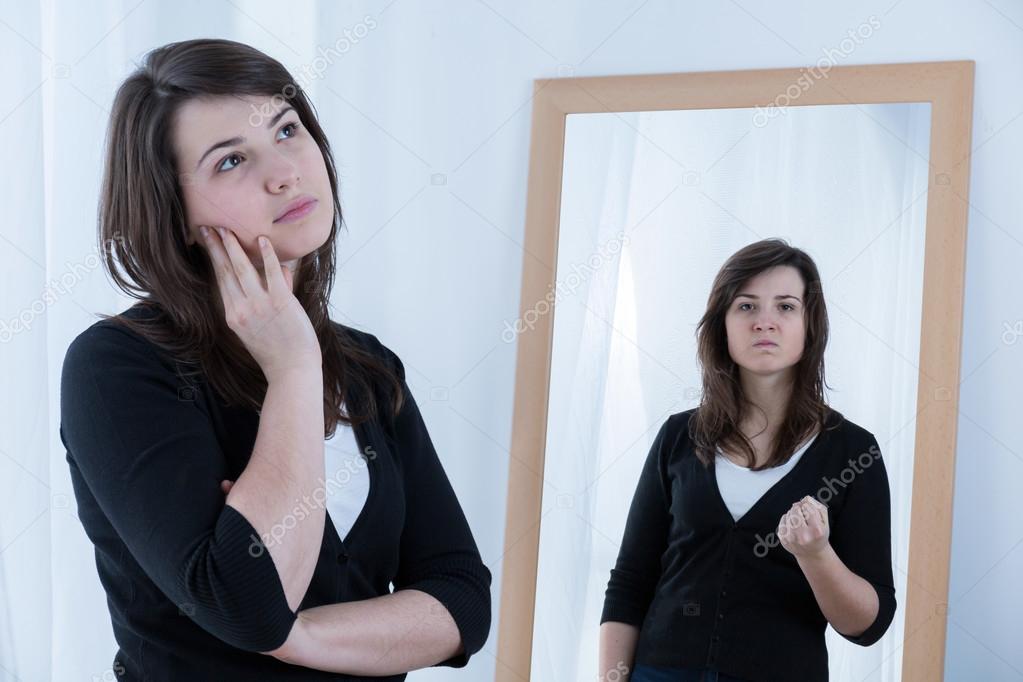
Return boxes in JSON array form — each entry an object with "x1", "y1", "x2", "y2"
[
  {"x1": 2, "y1": 3, "x2": 51, "y2": 680},
  {"x1": 531, "y1": 103, "x2": 930, "y2": 681}
]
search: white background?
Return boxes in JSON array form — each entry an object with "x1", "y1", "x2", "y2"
[{"x1": 1, "y1": 1, "x2": 1021, "y2": 680}]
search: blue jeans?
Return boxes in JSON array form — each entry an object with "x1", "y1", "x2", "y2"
[{"x1": 629, "y1": 664, "x2": 750, "y2": 682}]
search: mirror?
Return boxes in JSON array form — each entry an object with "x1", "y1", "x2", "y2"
[
  {"x1": 535, "y1": 101, "x2": 928, "y2": 682},
  {"x1": 497, "y1": 63, "x2": 974, "y2": 682}
]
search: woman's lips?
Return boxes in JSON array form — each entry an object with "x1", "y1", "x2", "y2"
[{"x1": 274, "y1": 198, "x2": 318, "y2": 223}]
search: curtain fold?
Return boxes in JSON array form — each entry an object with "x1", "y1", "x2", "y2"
[{"x1": 2, "y1": 2, "x2": 50, "y2": 680}]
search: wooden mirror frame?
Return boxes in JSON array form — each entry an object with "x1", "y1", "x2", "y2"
[{"x1": 495, "y1": 61, "x2": 974, "y2": 682}]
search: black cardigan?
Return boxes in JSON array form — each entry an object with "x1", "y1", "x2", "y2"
[
  {"x1": 600, "y1": 408, "x2": 896, "y2": 682},
  {"x1": 60, "y1": 303, "x2": 491, "y2": 681}
]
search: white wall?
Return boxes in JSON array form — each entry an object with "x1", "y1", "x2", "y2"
[{"x1": 1, "y1": 0, "x2": 1019, "y2": 679}]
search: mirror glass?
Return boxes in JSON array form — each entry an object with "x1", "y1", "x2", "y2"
[{"x1": 530, "y1": 102, "x2": 932, "y2": 682}]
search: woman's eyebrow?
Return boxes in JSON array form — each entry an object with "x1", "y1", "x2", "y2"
[
  {"x1": 735, "y1": 293, "x2": 802, "y2": 302},
  {"x1": 194, "y1": 105, "x2": 296, "y2": 170}
]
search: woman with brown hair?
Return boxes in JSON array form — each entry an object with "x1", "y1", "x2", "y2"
[
  {"x1": 59, "y1": 38, "x2": 490, "y2": 680},
  {"x1": 598, "y1": 239, "x2": 896, "y2": 682}
]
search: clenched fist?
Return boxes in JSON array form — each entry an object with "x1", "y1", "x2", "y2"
[{"x1": 778, "y1": 495, "x2": 830, "y2": 559}]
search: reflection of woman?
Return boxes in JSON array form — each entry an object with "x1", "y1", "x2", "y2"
[
  {"x1": 598, "y1": 240, "x2": 896, "y2": 682},
  {"x1": 60, "y1": 39, "x2": 490, "y2": 680}
]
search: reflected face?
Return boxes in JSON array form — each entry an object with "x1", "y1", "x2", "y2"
[
  {"x1": 724, "y1": 265, "x2": 807, "y2": 377},
  {"x1": 172, "y1": 94, "x2": 333, "y2": 272}
]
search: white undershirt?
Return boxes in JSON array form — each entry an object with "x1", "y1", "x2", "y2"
[
  {"x1": 715, "y1": 430, "x2": 819, "y2": 522},
  {"x1": 323, "y1": 408, "x2": 370, "y2": 541}
]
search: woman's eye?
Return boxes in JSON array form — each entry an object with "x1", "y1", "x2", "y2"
[
  {"x1": 737, "y1": 302, "x2": 795, "y2": 312},
  {"x1": 278, "y1": 122, "x2": 300, "y2": 140},
  {"x1": 216, "y1": 153, "x2": 243, "y2": 173},
  {"x1": 215, "y1": 123, "x2": 301, "y2": 173}
]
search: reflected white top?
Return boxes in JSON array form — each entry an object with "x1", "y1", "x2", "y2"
[
  {"x1": 323, "y1": 411, "x2": 370, "y2": 541},
  {"x1": 715, "y1": 430, "x2": 819, "y2": 522}
]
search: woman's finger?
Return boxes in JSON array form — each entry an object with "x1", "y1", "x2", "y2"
[
  {"x1": 801, "y1": 500, "x2": 826, "y2": 529},
  {"x1": 789, "y1": 507, "x2": 805, "y2": 528},
  {"x1": 257, "y1": 235, "x2": 285, "y2": 296},
  {"x1": 800, "y1": 496, "x2": 824, "y2": 521},
  {"x1": 201, "y1": 225, "x2": 244, "y2": 308},
  {"x1": 799, "y1": 501, "x2": 814, "y2": 524},
  {"x1": 805, "y1": 495, "x2": 826, "y2": 511},
  {"x1": 779, "y1": 511, "x2": 797, "y2": 540},
  {"x1": 216, "y1": 227, "x2": 264, "y2": 299}
]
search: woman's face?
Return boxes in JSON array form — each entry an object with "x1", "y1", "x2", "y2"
[
  {"x1": 724, "y1": 265, "x2": 807, "y2": 379},
  {"x1": 172, "y1": 94, "x2": 333, "y2": 277}
]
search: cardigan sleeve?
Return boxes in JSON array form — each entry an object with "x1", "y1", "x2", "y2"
[
  {"x1": 60, "y1": 325, "x2": 296, "y2": 652},
  {"x1": 600, "y1": 415, "x2": 675, "y2": 626},
  {"x1": 828, "y1": 433, "x2": 898, "y2": 646},
  {"x1": 376, "y1": 340, "x2": 493, "y2": 669}
]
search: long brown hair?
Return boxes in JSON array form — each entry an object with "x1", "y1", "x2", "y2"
[
  {"x1": 689, "y1": 238, "x2": 842, "y2": 470},
  {"x1": 95, "y1": 38, "x2": 403, "y2": 438}
]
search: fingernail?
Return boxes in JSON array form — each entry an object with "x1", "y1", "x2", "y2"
[
  {"x1": 259, "y1": 236, "x2": 268, "y2": 248},
  {"x1": 200, "y1": 226, "x2": 209, "y2": 238},
  {"x1": 217, "y1": 227, "x2": 226, "y2": 238}
]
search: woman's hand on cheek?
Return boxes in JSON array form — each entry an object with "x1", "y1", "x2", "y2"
[
  {"x1": 198, "y1": 224, "x2": 270, "y2": 287},
  {"x1": 199, "y1": 224, "x2": 258, "y2": 261}
]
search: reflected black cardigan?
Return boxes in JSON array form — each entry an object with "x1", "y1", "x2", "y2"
[{"x1": 601, "y1": 407, "x2": 896, "y2": 682}]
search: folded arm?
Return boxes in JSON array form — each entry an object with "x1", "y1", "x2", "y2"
[
  {"x1": 61, "y1": 326, "x2": 298, "y2": 652},
  {"x1": 268, "y1": 336, "x2": 492, "y2": 672},
  {"x1": 273, "y1": 589, "x2": 462, "y2": 674}
]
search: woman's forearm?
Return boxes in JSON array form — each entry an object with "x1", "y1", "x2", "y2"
[
  {"x1": 599, "y1": 621, "x2": 639, "y2": 681},
  {"x1": 273, "y1": 589, "x2": 463, "y2": 675},
  {"x1": 796, "y1": 543, "x2": 879, "y2": 637},
  {"x1": 224, "y1": 365, "x2": 327, "y2": 614}
]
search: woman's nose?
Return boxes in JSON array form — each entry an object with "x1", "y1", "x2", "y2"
[{"x1": 265, "y1": 157, "x2": 301, "y2": 192}]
